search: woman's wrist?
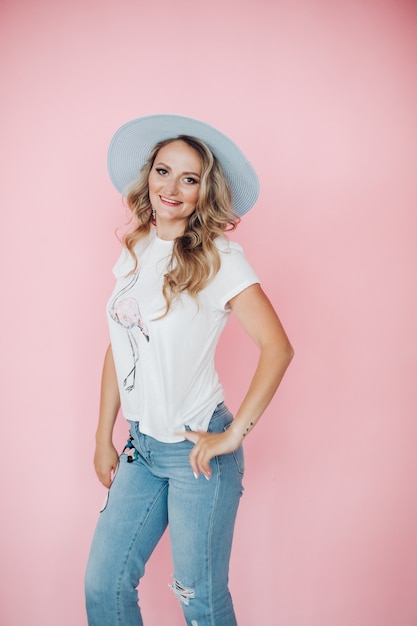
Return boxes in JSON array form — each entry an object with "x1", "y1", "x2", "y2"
[
  {"x1": 95, "y1": 429, "x2": 115, "y2": 446},
  {"x1": 228, "y1": 418, "x2": 256, "y2": 444}
]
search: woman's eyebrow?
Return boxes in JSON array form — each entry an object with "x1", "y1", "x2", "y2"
[{"x1": 155, "y1": 161, "x2": 201, "y2": 177}]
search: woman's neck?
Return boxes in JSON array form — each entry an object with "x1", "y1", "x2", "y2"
[{"x1": 154, "y1": 220, "x2": 185, "y2": 241}]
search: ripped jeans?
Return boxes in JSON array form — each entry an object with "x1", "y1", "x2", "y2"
[{"x1": 85, "y1": 403, "x2": 244, "y2": 626}]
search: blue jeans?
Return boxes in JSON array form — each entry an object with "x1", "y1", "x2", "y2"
[{"x1": 85, "y1": 403, "x2": 244, "y2": 626}]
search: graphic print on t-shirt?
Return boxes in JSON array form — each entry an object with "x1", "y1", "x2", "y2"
[{"x1": 108, "y1": 271, "x2": 149, "y2": 392}]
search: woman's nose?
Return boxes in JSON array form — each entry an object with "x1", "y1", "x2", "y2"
[{"x1": 163, "y1": 178, "x2": 178, "y2": 195}]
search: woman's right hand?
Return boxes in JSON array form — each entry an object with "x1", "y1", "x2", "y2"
[{"x1": 94, "y1": 441, "x2": 119, "y2": 488}]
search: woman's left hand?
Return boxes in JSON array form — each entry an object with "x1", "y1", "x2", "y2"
[{"x1": 180, "y1": 429, "x2": 241, "y2": 480}]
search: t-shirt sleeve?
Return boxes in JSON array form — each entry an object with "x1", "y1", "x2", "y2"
[{"x1": 211, "y1": 239, "x2": 260, "y2": 311}]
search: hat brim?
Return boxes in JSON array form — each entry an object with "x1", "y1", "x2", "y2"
[{"x1": 107, "y1": 114, "x2": 259, "y2": 217}]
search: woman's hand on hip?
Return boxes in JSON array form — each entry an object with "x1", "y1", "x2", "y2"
[{"x1": 180, "y1": 429, "x2": 241, "y2": 480}]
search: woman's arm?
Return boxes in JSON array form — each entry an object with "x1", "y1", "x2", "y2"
[
  {"x1": 94, "y1": 344, "x2": 121, "y2": 488},
  {"x1": 226, "y1": 283, "x2": 294, "y2": 440},
  {"x1": 182, "y1": 283, "x2": 294, "y2": 479}
]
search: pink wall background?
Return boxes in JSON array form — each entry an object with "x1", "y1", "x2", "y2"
[{"x1": 1, "y1": 0, "x2": 416, "y2": 624}]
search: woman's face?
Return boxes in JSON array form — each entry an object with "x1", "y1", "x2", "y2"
[{"x1": 148, "y1": 139, "x2": 202, "y2": 239}]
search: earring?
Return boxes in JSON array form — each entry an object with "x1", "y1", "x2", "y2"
[{"x1": 152, "y1": 207, "x2": 156, "y2": 221}]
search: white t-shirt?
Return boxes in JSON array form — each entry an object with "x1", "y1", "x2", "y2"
[{"x1": 107, "y1": 228, "x2": 259, "y2": 442}]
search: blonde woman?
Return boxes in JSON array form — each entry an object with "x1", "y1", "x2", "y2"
[{"x1": 85, "y1": 115, "x2": 293, "y2": 626}]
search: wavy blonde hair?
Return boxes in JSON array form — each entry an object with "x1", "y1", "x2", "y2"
[{"x1": 123, "y1": 135, "x2": 240, "y2": 314}]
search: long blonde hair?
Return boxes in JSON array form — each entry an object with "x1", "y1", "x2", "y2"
[{"x1": 124, "y1": 135, "x2": 240, "y2": 314}]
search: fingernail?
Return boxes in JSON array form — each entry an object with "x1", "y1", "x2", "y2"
[
  {"x1": 193, "y1": 472, "x2": 199, "y2": 479},
  {"x1": 204, "y1": 473, "x2": 211, "y2": 481}
]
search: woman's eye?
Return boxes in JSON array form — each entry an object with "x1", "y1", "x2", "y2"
[
  {"x1": 184, "y1": 177, "x2": 198, "y2": 184},
  {"x1": 156, "y1": 168, "x2": 168, "y2": 176}
]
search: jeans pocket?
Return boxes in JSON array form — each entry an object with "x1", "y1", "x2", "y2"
[
  {"x1": 209, "y1": 405, "x2": 245, "y2": 474},
  {"x1": 232, "y1": 443, "x2": 245, "y2": 475},
  {"x1": 223, "y1": 423, "x2": 245, "y2": 475},
  {"x1": 100, "y1": 491, "x2": 109, "y2": 513}
]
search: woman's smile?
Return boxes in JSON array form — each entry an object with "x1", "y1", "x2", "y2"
[{"x1": 159, "y1": 196, "x2": 183, "y2": 206}]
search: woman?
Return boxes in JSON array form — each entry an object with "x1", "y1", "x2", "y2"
[{"x1": 85, "y1": 114, "x2": 293, "y2": 626}]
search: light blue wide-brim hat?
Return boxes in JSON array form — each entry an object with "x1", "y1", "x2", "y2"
[{"x1": 107, "y1": 114, "x2": 259, "y2": 217}]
